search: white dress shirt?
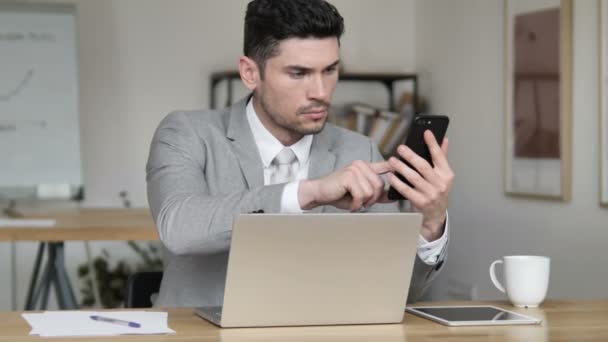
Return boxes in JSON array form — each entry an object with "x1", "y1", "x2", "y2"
[{"x1": 246, "y1": 99, "x2": 448, "y2": 265}]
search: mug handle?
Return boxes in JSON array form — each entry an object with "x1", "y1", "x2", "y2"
[{"x1": 489, "y1": 259, "x2": 506, "y2": 293}]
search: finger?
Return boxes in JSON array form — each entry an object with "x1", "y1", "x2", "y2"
[
  {"x1": 345, "y1": 168, "x2": 373, "y2": 212},
  {"x1": 357, "y1": 161, "x2": 392, "y2": 198},
  {"x1": 386, "y1": 173, "x2": 426, "y2": 205},
  {"x1": 332, "y1": 194, "x2": 353, "y2": 211},
  {"x1": 342, "y1": 178, "x2": 363, "y2": 212},
  {"x1": 433, "y1": 136, "x2": 455, "y2": 184},
  {"x1": 353, "y1": 166, "x2": 380, "y2": 209},
  {"x1": 441, "y1": 137, "x2": 449, "y2": 155},
  {"x1": 388, "y1": 171, "x2": 447, "y2": 214},
  {"x1": 393, "y1": 148, "x2": 441, "y2": 189},
  {"x1": 355, "y1": 171, "x2": 376, "y2": 208},
  {"x1": 388, "y1": 156, "x2": 434, "y2": 196},
  {"x1": 424, "y1": 130, "x2": 449, "y2": 169},
  {"x1": 353, "y1": 162, "x2": 386, "y2": 207},
  {"x1": 369, "y1": 161, "x2": 393, "y2": 175},
  {"x1": 348, "y1": 184, "x2": 366, "y2": 212}
]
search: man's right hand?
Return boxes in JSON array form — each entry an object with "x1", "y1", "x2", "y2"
[{"x1": 298, "y1": 160, "x2": 394, "y2": 212}]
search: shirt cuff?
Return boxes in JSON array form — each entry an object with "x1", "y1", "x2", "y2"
[
  {"x1": 416, "y1": 212, "x2": 449, "y2": 265},
  {"x1": 280, "y1": 181, "x2": 304, "y2": 214}
]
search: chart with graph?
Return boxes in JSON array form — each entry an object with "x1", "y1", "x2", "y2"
[{"x1": 0, "y1": 4, "x2": 82, "y2": 196}]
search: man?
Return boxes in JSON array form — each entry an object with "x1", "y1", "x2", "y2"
[{"x1": 146, "y1": 0, "x2": 454, "y2": 307}]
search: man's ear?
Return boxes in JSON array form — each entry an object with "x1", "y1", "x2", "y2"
[{"x1": 239, "y1": 56, "x2": 260, "y2": 91}]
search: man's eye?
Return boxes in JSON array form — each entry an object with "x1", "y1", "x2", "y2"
[
  {"x1": 324, "y1": 67, "x2": 337, "y2": 74},
  {"x1": 289, "y1": 71, "x2": 306, "y2": 78}
]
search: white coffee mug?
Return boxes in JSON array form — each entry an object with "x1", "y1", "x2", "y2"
[{"x1": 489, "y1": 255, "x2": 550, "y2": 308}]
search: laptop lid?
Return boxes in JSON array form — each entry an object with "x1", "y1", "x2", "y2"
[{"x1": 219, "y1": 213, "x2": 422, "y2": 327}]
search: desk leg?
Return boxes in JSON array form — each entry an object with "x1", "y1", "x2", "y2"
[
  {"x1": 25, "y1": 243, "x2": 46, "y2": 310},
  {"x1": 27, "y1": 250, "x2": 52, "y2": 310},
  {"x1": 24, "y1": 242, "x2": 78, "y2": 310},
  {"x1": 52, "y1": 243, "x2": 78, "y2": 309},
  {"x1": 11, "y1": 241, "x2": 16, "y2": 311},
  {"x1": 40, "y1": 270, "x2": 52, "y2": 309}
]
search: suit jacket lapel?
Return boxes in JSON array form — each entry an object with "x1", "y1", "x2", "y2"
[
  {"x1": 307, "y1": 128, "x2": 337, "y2": 213},
  {"x1": 226, "y1": 96, "x2": 338, "y2": 210},
  {"x1": 226, "y1": 96, "x2": 264, "y2": 189}
]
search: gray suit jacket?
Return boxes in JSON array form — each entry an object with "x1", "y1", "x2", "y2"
[{"x1": 146, "y1": 97, "x2": 447, "y2": 307}]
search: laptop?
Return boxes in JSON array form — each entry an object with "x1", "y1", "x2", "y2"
[{"x1": 194, "y1": 213, "x2": 422, "y2": 328}]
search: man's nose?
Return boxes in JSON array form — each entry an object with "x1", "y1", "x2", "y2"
[{"x1": 307, "y1": 74, "x2": 328, "y2": 100}]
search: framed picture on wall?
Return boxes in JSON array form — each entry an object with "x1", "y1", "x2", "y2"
[
  {"x1": 503, "y1": 0, "x2": 572, "y2": 200},
  {"x1": 600, "y1": 0, "x2": 608, "y2": 206}
]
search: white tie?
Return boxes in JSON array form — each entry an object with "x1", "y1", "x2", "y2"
[{"x1": 270, "y1": 147, "x2": 297, "y2": 184}]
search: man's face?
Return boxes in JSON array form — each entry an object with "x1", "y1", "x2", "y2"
[{"x1": 253, "y1": 37, "x2": 340, "y2": 145}]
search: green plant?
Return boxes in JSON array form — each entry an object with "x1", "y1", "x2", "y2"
[{"x1": 77, "y1": 241, "x2": 162, "y2": 308}]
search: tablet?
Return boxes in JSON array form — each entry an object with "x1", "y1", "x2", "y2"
[{"x1": 406, "y1": 305, "x2": 542, "y2": 326}]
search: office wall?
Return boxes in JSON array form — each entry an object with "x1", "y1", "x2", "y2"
[
  {"x1": 75, "y1": 0, "x2": 416, "y2": 208},
  {"x1": 416, "y1": 0, "x2": 608, "y2": 300},
  {"x1": 0, "y1": 0, "x2": 416, "y2": 310}
]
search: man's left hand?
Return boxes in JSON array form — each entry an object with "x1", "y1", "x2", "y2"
[{"x1": 387, "y1": 130, "x2": 454, "y2": 242}]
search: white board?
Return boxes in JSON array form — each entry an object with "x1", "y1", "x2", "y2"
[{"x1": 0, "y1": 4, "x2": 81, "y2": 199}]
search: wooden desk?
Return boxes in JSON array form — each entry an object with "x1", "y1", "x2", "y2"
[
  {"x1": 0, "y1": 208, "x2": 159, "y2": 310},
  {"x1": 0, "y1": 208, "x2": 158, "y2": 242},
  {"x1": 0, "y1": 300, "x2": 606, "y2": 341}
]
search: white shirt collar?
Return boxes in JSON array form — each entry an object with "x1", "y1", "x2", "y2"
[{"x1": 246, "y1": 97, "x2": 313, "y2": 167}]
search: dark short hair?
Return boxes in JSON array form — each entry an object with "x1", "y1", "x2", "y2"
[{"x1": 244, "y1": 0, "x2": 344, "y2": 77}]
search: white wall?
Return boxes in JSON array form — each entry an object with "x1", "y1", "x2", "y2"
[
  {"x1": 416, "y1": 0, "x2": 608, "y2": 300},
  {"x1": 76, "y1": 0, "x2": 416, "y2": 208},
  {"x1": 0, "y1": 0, "x2": 416, "y2": 310}
]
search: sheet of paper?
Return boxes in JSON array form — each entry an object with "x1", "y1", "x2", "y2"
[{"x1": 22, "y1": 311, "x2": 175, "y2": 337}]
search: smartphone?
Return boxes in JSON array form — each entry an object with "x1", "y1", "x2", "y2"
[{"x1": 387, "y1": 114, "x2": 450, "y2": 201}]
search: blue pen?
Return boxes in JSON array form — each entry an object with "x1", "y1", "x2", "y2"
[{"x1": 90, "y1": 315, "x2": 141, "y2": 328}]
